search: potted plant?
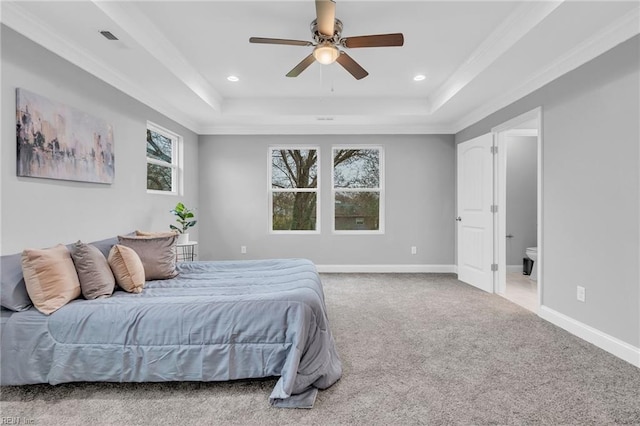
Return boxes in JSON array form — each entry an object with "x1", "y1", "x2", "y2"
[{"x1": 170, "y1": 202, "x2": 197, "y2": 244}]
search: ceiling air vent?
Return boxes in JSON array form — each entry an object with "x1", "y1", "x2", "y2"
[{"x1": 100, "y1": 31, "x2": 119, "y2": 41}]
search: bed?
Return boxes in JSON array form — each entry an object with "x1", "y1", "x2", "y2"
[{"x1": 0, "y1": 256, "x2": 342, "y2": 408}]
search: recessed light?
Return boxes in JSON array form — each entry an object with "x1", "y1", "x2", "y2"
[
  {"x1": 227, "y1": 75, "x2": 239, "y2": 82},
  {"x1": 413, "y1": 74, "x2": 426, "y2": 82}
]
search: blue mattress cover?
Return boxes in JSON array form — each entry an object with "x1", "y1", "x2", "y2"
[{"x1": 0, "y1": 259, "x2": 342, "y2": 408}]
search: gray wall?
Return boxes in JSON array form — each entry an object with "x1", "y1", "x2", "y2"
[
  {"x1": 1, "y1": 26, "x2": 199, "y2": 254},
  {"x1": 456, "y1": 36, "x2": 639, "y2": 347},
  {"x1": 506, "y1": 135, "x2": 537, "y2": 266},
  {"x1": 198, "y1": 134, "x2": 455, "y2": 266}
]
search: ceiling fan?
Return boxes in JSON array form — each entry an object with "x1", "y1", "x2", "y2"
[{"x1": 249, "y1": 0, "x2": 404, "y2": 80}]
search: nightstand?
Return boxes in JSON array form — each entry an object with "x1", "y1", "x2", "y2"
[{"x1": 176, "y1": 241, "x2": 198, "y2": 262}]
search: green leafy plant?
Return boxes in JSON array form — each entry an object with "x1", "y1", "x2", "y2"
[{"x1": 170, "y1": 202, "x2": 197, "y2": 233}]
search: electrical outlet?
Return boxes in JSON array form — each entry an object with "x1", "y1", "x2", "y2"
[
  {"x1": 241, "y1": 246, "x2": 247, "y2": 254},
  {"x1": 411, "y1": 246, "x2": 417, "y2": 255},
  {"x1": 577, "y1": 285, "x2": 586, "y2": 302}
]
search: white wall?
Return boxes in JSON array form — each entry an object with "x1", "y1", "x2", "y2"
[
  {"x1": 198, "y1": 134, "x2": 455, "y2": 269},
  {"x1": 506, "y1": 135, "x2": 537, "y2": 266},
  {"x1": 1, "y1": 26, "x2": 199, "y2": 254},
  {"x1": 456, "y1": 35, "x2": 640, "y2": 349}
]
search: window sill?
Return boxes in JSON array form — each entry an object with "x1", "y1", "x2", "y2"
[
  {"x1": 146, "y1": 189, "x2": 179, "y2": 196},
  {"x1": 270, "y1": 230, "x2": 321, "y2": 235},
  {"x1": 332, "y1": 230, "x2": 385, "y2": 235}
]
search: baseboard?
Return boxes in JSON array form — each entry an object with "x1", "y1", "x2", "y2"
[
  {"x1": 539, "y1": 306, "x2": 640, "y2": 368},
  {"x1": 316, "y1": 264, "x2": 456, "y2": 273},
  {"x1": 506, "y1": 265, "x2": 522, "y2": 273}
]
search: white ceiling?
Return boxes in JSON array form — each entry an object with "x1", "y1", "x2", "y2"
[{"x1": 2, "y1": 1, "x2": 639, "y2": 135}]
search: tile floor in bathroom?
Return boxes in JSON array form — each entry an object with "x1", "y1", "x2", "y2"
[{"x1": 503, "y1": 272, "x2": 538, "y2": 312}]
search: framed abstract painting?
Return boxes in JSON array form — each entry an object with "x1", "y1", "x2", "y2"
[{"x1": 16, "y1": 88, "x2": 114, "y2": 184}]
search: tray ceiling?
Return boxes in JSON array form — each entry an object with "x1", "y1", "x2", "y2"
[{"x1": 2, "y1": 1, "x2": 638, "y2": 134}]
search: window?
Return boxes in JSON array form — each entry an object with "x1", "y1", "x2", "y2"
[
  {"x1": 332, "y1": 147, "x2": 384, "y2": 233},
  {"x1": 270, "y1": 147, "x2": 319, "y2": 233},
  {"x1": 146, "y1": 122, "x2": 181, "y2": 194}
]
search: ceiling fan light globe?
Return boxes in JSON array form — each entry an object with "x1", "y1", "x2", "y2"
[{"x1": 313, "y1": 44, "x2": 339, "y2": 65}]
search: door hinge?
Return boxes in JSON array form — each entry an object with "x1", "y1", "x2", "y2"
[
  {"x1": 491, "y1": 263, "x2": 498, "y2": 272},
  {"x1": 490, "y1": 205, "x2": 498, "y2": 213},
  {"x1": 491, "y1": 146, "x2": 498, "y2": 154}
]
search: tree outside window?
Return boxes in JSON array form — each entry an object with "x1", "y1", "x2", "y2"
[
  {"x1": 268, "y1": 147, "x2": 383, "y2": 233},
  {"x1": 333, "y1": 148, "x2": 383, "y2": 232},
  {"x1": 147, "y1": 123, "x2": 180, "y2": 193},
  {"x1": 270, "y1": 148, "x2": 319, "y2": 232}
]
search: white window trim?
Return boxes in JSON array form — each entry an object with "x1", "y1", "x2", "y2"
[
  {"x1": 146, "y1": 121, "x2": 183, "y2": 195},
  {"x1": 268, "y1": 146, "x2": 321, "y2": 234},
  {"x1": 331, "y1": 145, "x2": 385, "y2": 235}
]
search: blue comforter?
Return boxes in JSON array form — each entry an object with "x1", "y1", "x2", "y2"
[{"x1": 0, "y1": 259, "x2": 342, "y2": 407}]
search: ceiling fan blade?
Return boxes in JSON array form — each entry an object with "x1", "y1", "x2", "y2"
[
  {"x1": 315, "y1": 0, "x2": 336, "y2": 37},
  {"x1": 342, "y1": 33, "x2": 404, "y2": 48},
  {"x1": 335, "y1": 51, "x2": 368, "y2": 80},
  {"x1": 286, "y1": 54, "x2": 316, "y2": 77},
  {"x1": 249, "y1": 37, "x2": 313, "y2": 47}
]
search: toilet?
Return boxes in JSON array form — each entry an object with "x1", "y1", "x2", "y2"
[{"x1": 526, "y1": 247, "x2": 537, "y2": 281}]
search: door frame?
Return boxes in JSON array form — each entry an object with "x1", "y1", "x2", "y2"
[{"x1": 491, "y1": 107, "x2": 543, "y2": 311}]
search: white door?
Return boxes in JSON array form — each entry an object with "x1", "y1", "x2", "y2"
[{"x1": 457, "y1": 133, "x2": 494, "y2": 292}]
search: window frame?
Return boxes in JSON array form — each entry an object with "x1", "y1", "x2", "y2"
[
  {"x1": 146, "y1": 121, "x2": 182, "y2": 195},
  {"x1": 268, "y1": 146, "x2": 321, "y2": 234},
  {"x1": 331, "y1": 145, "x2": 385, "y2": 235}
]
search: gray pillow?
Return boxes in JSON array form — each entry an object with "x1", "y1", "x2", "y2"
[
  {"x1": 89, "y1": 233, "x2": 136, "y2": 259},
  {"x1": 0, "y1": 252, "x2": 32, "y2": 311},
  {"x1": 117, "y1": 234, "x2": 178, "y2": 281},
  {"x1": 89, "y1": 236, "x2": 119, "y2": 259},
  {"x1": 71, "y1": 241, "x2": 116, "y2": 299}
]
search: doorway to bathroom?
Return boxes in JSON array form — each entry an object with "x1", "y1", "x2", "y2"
[{"x1": 492, "y1": 108, "x2": 542, "y2": 313}]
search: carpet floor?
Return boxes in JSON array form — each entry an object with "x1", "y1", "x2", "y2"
[{"x1": 1, "y1": 273, "x2": 639, "y2": 425}]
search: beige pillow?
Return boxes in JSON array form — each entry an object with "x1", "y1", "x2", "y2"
[
  {"x1": 135, "y1": 230, "x2": 178, "y2": 238},
  {"x1": 70, "y1": 241, "x2": 115, "y2": 299},
  {"x1": 108, "y1": 245, "x2": 145, "y2": 293},
  {"x1": 118, "y1": 234, "x2": 178, "y2": 280},
  {"x1": 21, "y1": 244, "x2": 81, "y2": 315}
]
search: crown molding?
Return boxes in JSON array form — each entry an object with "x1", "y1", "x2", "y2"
[
  {"x1": 453, "y1": 5, "x2": 640, "y2": 134},
  {"x1": 206, "y1": 96, "x2": 447, "y2": 134},
  {"x1": 221, "y1": 96, "x2": 431, "y2": 116},
  {"x1": 1, "y1": 2, "x2": 202, "y2": 133},
  {"x1": 426, "y1": 1, "x2": 564, "y2": 114},
  {"x1": 199, "y1": 122, "x2": 455, "y2": 136}
]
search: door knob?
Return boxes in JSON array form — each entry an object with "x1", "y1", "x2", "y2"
[{"x1": 455, "y1": 216, "x2": 462, "y2": 222}]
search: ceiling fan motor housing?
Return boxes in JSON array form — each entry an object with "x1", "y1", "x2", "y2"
[{"x1": 311, "y1": 18, "x2": 343, "y2": 44}]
